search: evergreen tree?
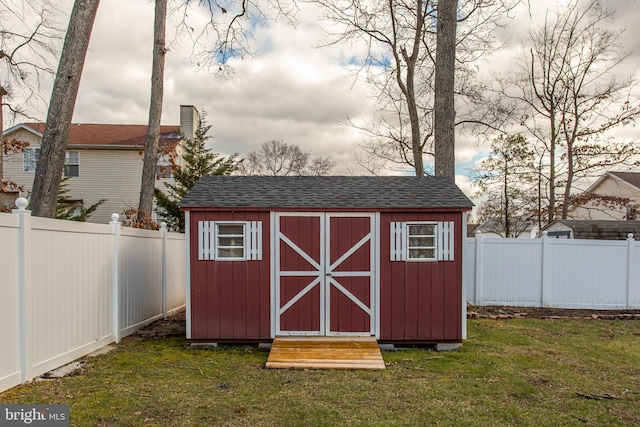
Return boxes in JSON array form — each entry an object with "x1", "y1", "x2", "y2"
[
  {"x1": 55, "y1": 176, "x2": 106, "y2": 221},
  {"x1": 473, "y1": 134, "x2": 539, "y2": 237},
  {"x1": 155, "y1": 116, "x2": 240, "y2": 232}
]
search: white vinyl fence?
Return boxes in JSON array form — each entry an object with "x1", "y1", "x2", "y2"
[
  {"x1": 0, "y1": 200, "x2": 186, "y2": 393},
  {"x1": 465, "y1": 232, "x2": 640, "y2": 309}
]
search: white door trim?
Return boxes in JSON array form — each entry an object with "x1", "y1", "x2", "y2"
[
  {"x1": 325, "y1": 212, "x2": 376, "y2": 336},
  {"x1": 274, "y1": 212, "x2": 324, "y2": 336}
]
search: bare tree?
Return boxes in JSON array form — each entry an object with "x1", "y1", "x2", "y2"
[
  {"x1": 30, "y1": 0, "x2": 101, "y2": 218},
  {"x1": 138, "y1": 0, "x2": 167, "y2": 224},
  {"x1": 497, "y1": 0, "x2": 640, "y2": 222},
  {"x1": 314, "y1": 0, "x2": 517, "y2": 176},
  {"x1": 172, "y1": 0, "x2": 297, "y2": 72},
  {"x1": 0, "y1": 0, "x2": 61, "y2": 207},
  {"x1": 473, "y1": 134, "x2": 538, "y2": 238},
  {"x1": 239, "y1": 140, "x2": 335, "y2": 176}
]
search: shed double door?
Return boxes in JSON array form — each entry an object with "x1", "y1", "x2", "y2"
[{"x1": 274, "y1": 213, "x2": 378, "y2": 337}]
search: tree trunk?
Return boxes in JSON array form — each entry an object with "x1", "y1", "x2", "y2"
[
  {"x1": 561, "y1": 139, "x2": 575, "y2": 220},
  {"x1": 30, "y1": 0, "x2": 101, "y2": 217},
  {"x1": 138, "y1": 0, "x2": 167, "y2": 223},
  {"x1": 406, "y1": 56, "x2": 423, "y2": 176},
  {"x1": 548, "y1": 115, "x2": 556, "y2": 224},
  {"x1": 434, "y1": 0, "x2": 457, "y2": 179},
  {"x1": 503, "y1": 157, "x2": 510, "y2": 237},
  {"x1": 0, "y1": 83, "x2": 6, "y2": 209}
]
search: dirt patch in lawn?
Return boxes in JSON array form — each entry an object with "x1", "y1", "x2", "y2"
[
  {"x1": 469, "y1": 305, "x2": 640, "y2": 320},
  {"x1": 134, "y1": 311, "x2": 186, "y2": 338}
]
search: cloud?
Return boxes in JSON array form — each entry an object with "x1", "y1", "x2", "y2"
[
  {"x1": 7, "y1": 0, "x2": 640, "y2": 188},
  {"x1": 63, "y1": 0, "x2": 373, "y2": 174}
]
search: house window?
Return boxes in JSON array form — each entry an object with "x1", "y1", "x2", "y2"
[
  {"x1": 407, "y1": 223, "x2": 437, "y2": 260},
  {"x1": 64, "y1": 151, "x2": 80, "y2": 177},
  {"x1": 216, "y1": 223, "x2": 246, "y2": 259},
  {"x1": 23, "y1": 148, "x2": 40, "y2": 172},
  {"x1": 198, "y1": 220, "x2": 262, "y2": 261},
  {"x1": 2, "y1": 191, "x2": 19, "y2": 209},
  {"x1": 156, "y1": 164, "x2": 172, "y2": 179}
]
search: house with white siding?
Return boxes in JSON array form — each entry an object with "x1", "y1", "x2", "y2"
[
  {"x1": 568, "y1": 171, "x2": 640, "y2": 221},
  {"x1": 1, "y1": 105, "x2": 198, "y2": 224}
]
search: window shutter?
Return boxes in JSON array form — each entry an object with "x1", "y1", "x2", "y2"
[
  {"x1": 247, "y1": 221, "x2": 263, "y2": 260},
  {"x1": 198, "y1": 221, "x2": 211, "y2": 260},
  {"x1": 437, "y1": 221, "x2": 455, "y2": 261},
  {"x1": 390, "y1": 222, "x2": 405, "y2": 261}
]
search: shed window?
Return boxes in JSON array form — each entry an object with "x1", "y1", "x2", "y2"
[
  {"x1": 198, "y1": 220, "x2": 262, "y2": 261},
  {"x1": 407, "y1": 223, "x2": 437, "y2": 260},
  {"x1": 390, "y1": 221, "x2": 454, "y2": 261},
  {"x1": 216, "y1": 223, "x2": 245, "y2": 259}
]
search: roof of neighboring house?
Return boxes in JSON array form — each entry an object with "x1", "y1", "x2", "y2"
[
  {"x1": 3, "y1": 122, "x2": 181, "y2": 148},
  {"x1": 609, "y1": 172, "x2": 640, "y2": 190},
  {"x1": 543, "y1": 220, "x2": 640, "y2": 240},
  {"x1": 476, "y1": 218, "x2": 537, "y2": 234},
  {"x1": 584, "y1": 171, "x2": 640, "y2": 193},
  {"x1": 180, "y1": 176, "x2": 474, "y2": 209}
]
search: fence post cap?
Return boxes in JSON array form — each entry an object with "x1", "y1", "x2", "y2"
[
  {"x1": 542, "y1": 231, "x2": 548, "y2": 238},
  {"x1": 161, "y1": 222, "x2": 167, "y2": 230},
  {"x1": 628, "y1": 233, "x2": 634, "y2": 240},
  {"x1": 475, "y1": 230, "x2": 482, "y2": 237},
  {"x1": 110, "y1": 213, "x2": 120, "y2": 222},
  {"x1": 15, "y1": 197, "x2": 28, "y2": 210}
]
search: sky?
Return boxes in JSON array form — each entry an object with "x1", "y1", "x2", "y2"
[{"x1": 5, "y1": 0, "x2": 640, "y2": 202}]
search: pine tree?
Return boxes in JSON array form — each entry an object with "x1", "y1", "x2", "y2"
[
  {"x1": 155, "y1": 116, "x2": 240, "y2": 232},
  {"x1": 55, "y1": 176, "x2": 105, "y2": 221}
]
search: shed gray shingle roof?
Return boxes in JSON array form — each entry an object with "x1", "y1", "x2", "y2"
[{"x1": 180, "y1": 176, "x2": 474, "y2": 209}]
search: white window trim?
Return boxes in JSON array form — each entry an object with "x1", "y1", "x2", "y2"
[
  {"x1": 405, "y1": 222, "x2": 438, "y2": 262},
  {"x1": 23, "y1": 147, "x2": 40, "y2": 173},
  {"x1": 214, "y1": 221, "x2": 248, "y2": 261},
  {"x1": 156, "y1": 163, "x2": 173, "y2": 179},
  {"x1": 64, "y1": 150, "x2": 80, "y2": 177}
]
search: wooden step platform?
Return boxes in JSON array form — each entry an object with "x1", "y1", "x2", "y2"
[{"x1": 265, "y1": 336, "x2": 386, "y2": 370}]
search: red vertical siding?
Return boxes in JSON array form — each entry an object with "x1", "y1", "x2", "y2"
[
  {"x1": 190, "y1": 211, "x2": 271, "y2": 340},
  {"x1": 189, "y1": 208, "x2": 465, "y2": 343},
  {"x1": 379, "y1": 212, "x2": 463, "y2": 343}
]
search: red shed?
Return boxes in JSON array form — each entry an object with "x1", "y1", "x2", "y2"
[{"x1": 180, "y1": 176, "x2": 473, "y2": 347}]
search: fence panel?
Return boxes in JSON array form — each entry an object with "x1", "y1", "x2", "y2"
[
  {"x1": 0, "y1": 205, "x2": 187, "y2": 394},
  {"x1": 545, "y1": 239, "x2": 629, "y2": 308},
  {"x1": 631, "y1": 240, "x2": 640, "y2": 307},
  {"x1": 0, "y1": 214, "x2": 21, "y2": 392},
  {"x1": 29, "y1": 218, "x2": 115, "y2": 379},
  {"x1": 463, "y1": 240, "x2": 476, "y2": 304},
  {"x1": 165, "y1": 233, "x2": 187, "y2": 315},
  {"x1": 466, "y1": 236, "x2": 640, "y2": 309},
  {"x1": 479, "y1": 239, "x2": 543, "y2": 307},
  {"x1": 119, "y1": 228, "x2": 163, "y2": 338}
]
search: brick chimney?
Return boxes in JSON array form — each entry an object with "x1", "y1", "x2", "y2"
[{"x1": 180, "y1": 105, "x2": 199, "y2": 140}]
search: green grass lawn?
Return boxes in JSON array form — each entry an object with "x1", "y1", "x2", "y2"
[{"x1": 2, "y1": 319, "x2": 639, "y2": 426}]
